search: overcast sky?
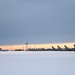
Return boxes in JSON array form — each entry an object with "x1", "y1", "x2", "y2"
[{"x1": 0, "y1": 0, "x2": 75, "y2": 45}]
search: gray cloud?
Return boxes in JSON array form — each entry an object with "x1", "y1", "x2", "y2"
[{"x1": 0, "y1": 0, "x2": 75, "y2": 45}]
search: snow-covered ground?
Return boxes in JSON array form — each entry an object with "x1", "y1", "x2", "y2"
[{"x1": 0, "y1": 51, "x2": 75, "y2": 75}]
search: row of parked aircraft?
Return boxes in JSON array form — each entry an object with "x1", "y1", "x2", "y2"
[{"x1": 27, "y1": 44, "x2": 75, "y2": 51}]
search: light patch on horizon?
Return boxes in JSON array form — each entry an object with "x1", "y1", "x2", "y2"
[{"x1": 0, "y1": 43, "x2": 75, "y2": 50}]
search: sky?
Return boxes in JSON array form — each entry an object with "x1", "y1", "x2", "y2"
[{"x1": 0, "y1": 0, "x2": 75, "y2": 45}]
